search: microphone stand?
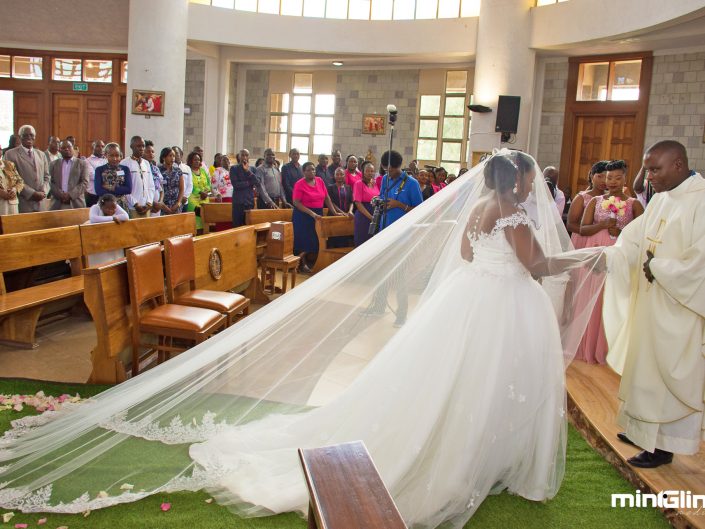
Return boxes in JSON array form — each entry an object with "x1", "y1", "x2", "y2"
[{"x1": 380, "y1": 109, "x2": 397, "y2": 233}]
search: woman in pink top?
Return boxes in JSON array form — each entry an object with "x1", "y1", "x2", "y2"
[
  {"x1": 292, "y1": 161, "x2": 346, "y2": 273},
  {"x1": 353, "y1": 160, "x2": 381, "y2": 247},
  {"x1": 344, "y1": 154, "x2": 362, "y2": 187},
  {"x1": 566, "y1": 160, "x2": 607, "y2": 250}
]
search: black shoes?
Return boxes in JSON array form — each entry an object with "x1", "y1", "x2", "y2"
[
  {"x1": 617, "y1": 432, "x2": 637, "y2": 447},
  {"x1": 627, "y1": 449, "x2": 674, "y2": 468}
]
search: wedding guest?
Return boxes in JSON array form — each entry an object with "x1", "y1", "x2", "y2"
[
  {"x1": 186, "y1": 151, "x2": 210, "y2": 230},
  {"x1": 566, "y1": 160, "x2": 607, "y2": 248},
  {"x1": 0, "y1": 156, "x2": 23, "y2": 215},
  {"x1": 446, "y1": 174, "x2": 457, "y2": 185},
  {"x1": 254, "y1": 157, "x2": 264, "y2": 169},
  {"x1": 144, "y1": 140, "x2": 164, "y2": 217},
  {"x1": 173, "y1": 146, "x2": 192, "y2": 209},
  {"x1": 255, "y1": 148, "x2": 287, "y2": 209},
  {"x1": 3, "y1": 124, "x2": 50, "y2": 212},
  {"x1": 316, "y1": 154, "x2": 332, "y2": 186},
  {"x1": 344, "y1": 154, "x2": 362, "y2": 187},
  {"x1": 44, "y1": 135, "x2": 61, "y2": 164},
  {"x1": 353, "y1": 160, "x2": 380, "y2": 247},
  {"x1": 89, "y1": 193, "x2": 128, "y2": 224},
  {"x1": 326, "y1": 149, "x2": 342, "y2": 183},
  {"x1": 3, "y1": 134, "x2": 20, "y2": 157},
  {"x1": 292, "y1": 161, "x2": 345, "y2": 273},
  {"x1": 282, "y1": 148, "x2": 303, "y2": 204},
  {"x1": 418, "y1": 170, "x2": 434, "y2": 201},
  {"x1": 49, "y1": 139, "x2": 89, "y2": 210},
  {"x1": 231, "y1": 148, "x2": 268, "y2": 227},
  {"x1": 95, "y1": 143, "x2": 132, "y2": 212},
  {"x1": 543, "y1": 166, "x2": 565, "y2": 216},
  {"x1": 632, "y1": 165, "x2": 654, "y2": 208},
  {"x1": 209, "y1": 155, "x2": 234, "y2": 230},
  {"x1": 435, "y1": 167, "x2": 448, "y2": 189},
  {"x1": 576, "y1": 159, "x2": 643, "y2": 364},
  {"x1": 85, "y1": 139, "x2": 106, "y2": 207},
  {"x1": 158, "y1": 147, "x2": 184, "y2": 215},
  {"x1": 327, "y1": 167, "x2": 353, "y2": 215},
  {"x1": 408, "y1": 159, "x2": 419, "y2": 177},
  {"x1": 121, "y1": 136, "x2": 154, "y2": 218},
  {"x1": 210, "y1": 153, "x2": 223, "y2": 177}
]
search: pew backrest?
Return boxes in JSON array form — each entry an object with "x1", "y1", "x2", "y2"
[
  {"x1": 200, "y1": 202, "x2": 232, "y2": 233},
  {"x1": 245, "y1": 208, "x2": 293, "y2": 225},
  {"x1": 316, "y1": 216, "x2": 354, "y2": 243},
  {"x1": 0, "y1": 208, "x2": 90, "y2": 234},
  {"x1": 193, "y1": 226, "x2": 258, "y2": 292}
]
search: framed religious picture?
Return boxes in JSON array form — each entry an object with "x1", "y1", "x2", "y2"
[
  {"x1": 362, "y1": 114, "x2": 385, "y2": 135},
  {"x1": 132, "y1": 90, "x2": 165, "y2": 116}
]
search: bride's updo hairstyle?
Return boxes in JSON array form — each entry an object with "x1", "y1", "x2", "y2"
[{"x1": 483, "y1": 151, "x2": 534, "y2": 193}]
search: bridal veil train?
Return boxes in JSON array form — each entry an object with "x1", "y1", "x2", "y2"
[{"x1": 0, "y1": 150, "x2": 605, "y2": 528}]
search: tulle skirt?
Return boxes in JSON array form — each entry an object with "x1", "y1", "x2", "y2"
[{"x1": 190, "y1": 261, "x2": 567, "y2": 528}]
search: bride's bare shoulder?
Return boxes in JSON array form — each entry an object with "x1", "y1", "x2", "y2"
[{"x1": 468, "y1": 199, "x2": 521, "y2": 233}]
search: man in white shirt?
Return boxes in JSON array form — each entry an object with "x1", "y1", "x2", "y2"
[
  {"x1": 174, "y1": 146, "x2": 192, "y2": 210},
  {"x1": 543, "y1": 166, "x2": 565, "y2": 217},
  {"x1": 120, "y1": 136, "x2": 154, "y2": 218},
  {"x1": 85, "y1": 139, "x2": 106, "y2": 207},
  {"x1": 44, "y1": 136, "x2": 60, "y2": 164}
]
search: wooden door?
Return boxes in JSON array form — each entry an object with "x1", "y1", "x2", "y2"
[
  {"x1": 53, "y1": 94, "x2": 111, "y2": 156},
  {"x1": 53, "y1": 94, "x2": 82, "y2": 152},
  {"x1": 84, "y1": 96, "x2": 111, "y2": 153},
  {"x1": 14, "y1": 92, "x2": 45, "y2": 148},
  {"x1": 570, "y1": 114, "x2": 636, "y2": 192}
]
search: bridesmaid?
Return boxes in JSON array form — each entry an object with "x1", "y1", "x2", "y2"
[
  {"x1": 575, "y1": 160, "x2": 644, "y2": 364},
  {"x1": 566, "y1": 160, "x2": 608, "y2": 249}
]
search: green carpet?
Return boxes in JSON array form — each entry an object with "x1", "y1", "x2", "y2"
[{"x1": 0, "y1": 379, "x2": 669, "y2": 529}]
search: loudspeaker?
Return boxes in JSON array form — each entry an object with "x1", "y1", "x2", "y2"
[{"x1": 495, "y1": 95, "x2": 521, "y2": 133}]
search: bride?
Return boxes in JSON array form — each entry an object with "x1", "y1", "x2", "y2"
[{"x1": 0, "y1": 151, "x2": 604, "y2": 528}]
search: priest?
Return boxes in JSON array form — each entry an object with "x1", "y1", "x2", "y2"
[{"x1": 603, "y1": 140, "x2": 705, "y2": 468}]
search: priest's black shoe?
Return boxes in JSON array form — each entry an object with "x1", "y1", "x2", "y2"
[
  {"x1": 617, "y1": 432, "x2": 637, "y2": 447},
  {"x1": 627, "y1": 449, "x2": 673, "y2": 468}
]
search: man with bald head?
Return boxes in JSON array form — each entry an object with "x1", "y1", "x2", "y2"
[
  {"x1": 603, "y1": 140, "x2": 705, "y2": 468},
  {"x1": 543, "y1": 165, "x2": 565, "y2": 216}
]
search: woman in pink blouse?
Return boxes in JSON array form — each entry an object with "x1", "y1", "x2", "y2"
[
  {"x1": 344, "y1": 154, "x2": 362, "y2": 187},
  {"x1": 353, "y1": 160, "x2": 380, "y2": 247},
  {"x1": 292, "y1": 161, "x2": 346, "y2": 273}
]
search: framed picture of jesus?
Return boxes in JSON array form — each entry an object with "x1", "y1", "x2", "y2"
[
  {"x1": 132, "y1": 90, "x2": 165, "y2": 116},
  {"x1": 362, "y1": 114, "x2": 385, "y2": 135}
]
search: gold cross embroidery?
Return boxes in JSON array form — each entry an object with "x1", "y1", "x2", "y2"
[{"x1": 647, "y1": 218, "x2": 666, "y2": 255}]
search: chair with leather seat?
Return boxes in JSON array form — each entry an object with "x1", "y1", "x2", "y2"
[
  {"x1": 164, "y1": 235, "x2": 250, "y2": 327},
  {"x1": 126, "y1": 242, "x2": 226, "y2": 376}
]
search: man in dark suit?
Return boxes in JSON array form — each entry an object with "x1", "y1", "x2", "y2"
[
  {"x1": 49, "y1": 140, "x2": 89, "y2": 209},
  {"x1": 3, "y1": 124, "x2": 50, "y2": 212}
]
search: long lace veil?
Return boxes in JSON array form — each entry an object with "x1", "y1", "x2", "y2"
[{"x1": 0, "y1": 149, "x2": 605, "y2": 515}]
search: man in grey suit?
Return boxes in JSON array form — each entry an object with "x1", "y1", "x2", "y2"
[
  {"x1": 3, "y1": 124, "x2": 50, "y2": 212},
  {"x1": 49, "y1": 140, "x2": 89, "y2": 210}
]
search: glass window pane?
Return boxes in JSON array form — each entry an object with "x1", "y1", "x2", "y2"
[
  {"x1": 269, "y1": 133, "x2": 288, "y2": 152},
  {"x1": 315, "y1": 116, "x2": 334, "y2": 135},
  {"x1": 13, "y1": 56, "x2": 43, "y2": 80},
  {"x1": 418, "y1": 119, "x2": 438, "y2": 138},
  {"x1": 371, "y1": 0, "x2": 392, "y2": 19},
  {"x1": 393, "y1": 0, "x2": 414, "y2": 19},
  {"x1": 270, "y1": 93, "x2": 290, "y2": 113},
  {"x1": 291, "y1": 135, "x2": 309, "y2": 154},
  {"x1": 270, "y1": 115, "x2": 289, "y2": 133},
  {"x1": 259, "y1": 0, "x2": 280, "y2": 13},
  {"x1": 190, "y1": 0, "x2": 211, "y2": 4},
  {"x1": 460, "y1": 0, "x2": 479, "y2": 16},
  {"x1": 611, "y1": 59, "x2": 641, "y2": 101},
  {"x1": 326, "y1": 0, "x2": 348, "y2": 18},
  {"x1": 442, "y1": 117, "x2": 464, "y2": 139},
  {"x1": 417, "y1": 139, "x2": 437, "y2": 160},
  {"x1": 235, "y1": 0, "x2": 257, "y2": 10},
  {"x1": 419, "y1": 95, "x2": 441, "y2": 116},
  {"x1": 83, "y1": 60, "x2": 112, "y2": 83},
  {"x1": 315, "y1": 94, "x2": 335, "y2": 115},
  {"x1": 293, "y1": 95, "x2": 311, "y2": 113},
  {"x1": 281, "y1": 0, "x2": 303, "y2": 15},
  {"x1": 349, "y1": 0, "x2": 371, "y2": 18},
  {"x1": 416, "y1": 0, "x2": 437, "y2": 18},
  {"x1": 53, "y1": 58, "x2": 81, "y2": 81},
  {"x1": 441, "y1": 161, "x2": 461, "y2": 175},
  {"x1": 576, "y1": 62, "x2": 609, "y2": 101},
  {"x1": 0, "y1": 90, "x2": 13, "y2": 149},
  {"x1": 438, "y1": 0, "x2": 460, "y2": 18},
  {"x1": 293, "y1": 73, "x2": 313, "y2": 94},
  {"x1": 446, "y1": 70, "x2": 467, "y2": 93},
  {"x1": 0, "y1": 55, "x2": 11, "y2": 78},
  {"x1": 212, "y1": 0, "x2": 234, "y2": 7},
  {"x1": 291, "y1": 114, "x2": 311, "y2": 134},
  {"x1": 121, "y1": 61, "x2": 128, "y2": 83},
  {"x1": 445, "y1": 96, "x2": 465, "y2": 116},
  {"x1": 441, "y1": 141, "x2": 461, "y2": 161},
  {"x1": 303, "y1": 0, "x2": 325, "y2": 16},
  {"x1": 314, "y1": 134, "x2": 333, "y2": 155}
]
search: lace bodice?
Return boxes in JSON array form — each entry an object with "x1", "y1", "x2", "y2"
[{"x1": 466, "y1": 211, "x2": 531, "y2": 278}]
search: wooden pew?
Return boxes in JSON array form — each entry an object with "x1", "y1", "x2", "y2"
[
  {"x1": 0, "y1": 226, "x2": 84, "y2": 348},
  {"x1": 200, "y1": 202, "x2": 233, "y2": 234},
  {"x1": 245, "y1": 208, "x2": 293, "y2": 225},
  {"x1": 311, "y1": 216, "x2": 355, "y2": 273},
  {"x1": 0, "y1": 208, "x2": 90, "y2": 234},
  {"x1": 298, "y1": 441, "x2": 407, "y2": 529},
  {"x1": 83, "y1": 226, "x2": 260, "y2": 383}
]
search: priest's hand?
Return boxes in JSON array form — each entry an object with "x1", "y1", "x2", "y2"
[{"x1": 643, "y1": 250, "x2": 655, "y2": 283}]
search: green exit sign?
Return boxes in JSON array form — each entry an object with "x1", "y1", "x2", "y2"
[{"x1": 72, "y1": 82, "x2": 88, "y2": 92}]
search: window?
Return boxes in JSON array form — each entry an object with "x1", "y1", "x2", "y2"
[
  {"x1": 577, "y1": 59, "x2": 641, "y2": 102},
  {"x1": 326, "y1": 0, "x2": 348, "y2": 18},
  {"x1": 281, "y1": 0, "x2": 303, "y2": 15},
  {"x1": 12, "y1": 56, "x2": 42, "y2": 80},
  {"x1": 303, "y1": 0, "x2": 325, "y2": 16},
  {"x1": 121, "y1": 61, "x2": 128, "y2": 84},
  {"x1": 0, "y1": 55, "x2": 10, "y2": 78},
  {"x1": 0, "y1": 90, "x2": 13, "y2": 150},
  {"x1": 268, "y1": 73, "x2": 335, "y2": 163},
  {"x1": 348, "y1": 0, "x2": 371, "y2": 19},
  {"x1": 53, "y1": 58, "x2": 82, "y2": 81},
  {"x1": 83, "y1": 60, "x2": 113, "y2": 83},
  {"x1": 416, "y1": 71, "x2": 470, "y2": 174}
]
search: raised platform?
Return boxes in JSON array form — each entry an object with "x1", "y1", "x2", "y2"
[{"x1": 567, "y1": 361, "x2": 705, "y2": 529}]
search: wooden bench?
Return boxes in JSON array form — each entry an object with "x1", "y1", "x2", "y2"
[
  {"x1": 83, "y1": 226, "x2": 259, "y2": 383},
  {"x1": 200, "y1": 202, "x2": 233, "y2": 233},
  {"x1": 298, "y1": 441, "x2": 407, "y2": 529},
  {"x1": 245, "y1": 208, "x2": 293, "y2": 225},
  {"x1": 0, "y1": 226, "x2": 84, "y2": 348},
  {"x1": 0, "y1": 208, "x2": 90, "y2": 234},
  {"x1": 312, "y1": 216, "x2": 355, "y2": 273}
]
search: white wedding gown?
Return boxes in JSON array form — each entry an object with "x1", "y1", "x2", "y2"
[{"x1": 190, "y1": 211, "x2": 567, "y2": 529}]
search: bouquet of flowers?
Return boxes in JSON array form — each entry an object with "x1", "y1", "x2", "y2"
[{"x1": 601, "y1": 196, "x2": 627, "y2": 238}]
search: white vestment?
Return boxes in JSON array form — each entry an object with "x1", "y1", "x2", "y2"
[{"x1": 604, "y1": 174, "x2": 705, "y2": 454}]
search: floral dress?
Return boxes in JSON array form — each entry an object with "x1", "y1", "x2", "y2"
[
  {"x1": 211, "y1": 167, "x2": 233, "y2": 200},
  {"x1": 159, "y1": 164, "x2": 184, "y2": 212}
]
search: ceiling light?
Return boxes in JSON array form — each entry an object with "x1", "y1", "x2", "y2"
[{"x1": 332, "y1": 61, "x2": 344, "y2": 67}]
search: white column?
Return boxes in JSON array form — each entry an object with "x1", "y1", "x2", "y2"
[
  {"x1": 470, "y1": 0, "x2": 536, "y2": 154},
  {"x1": 203, "y1": 55, "x2": 220, "y2": 162},
  {"x1": 125, "y1": 0, "x2": 188, "y2": 150}
]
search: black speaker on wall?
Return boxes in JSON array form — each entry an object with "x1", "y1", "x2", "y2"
[{"x1": 495, "y1": 95, "x2": 521, "y2": 133}]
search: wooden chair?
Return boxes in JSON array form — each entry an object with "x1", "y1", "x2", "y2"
[
  {"x1": 164, "y1": 235, "x2": 250, "y2": 326},
  {"x1": 126, "y1": 242, "x2": 226, "y2": 376},
  {"x1": 260, "y1": 255, "x2": 300, "y2": 295},
  {"x1": 298, "y1": 441, "x2": 407, "y2": 529}
]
